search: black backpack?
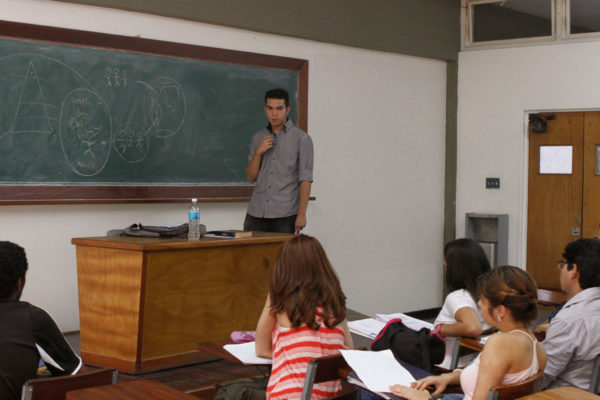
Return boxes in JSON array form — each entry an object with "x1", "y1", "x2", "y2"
[{"x1": 370, "y1": 318, "x2": 445, "y2": 372}]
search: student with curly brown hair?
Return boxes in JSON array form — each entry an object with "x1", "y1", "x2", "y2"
[
  {"x1": 255, "y1": 234, "x2": 353, "y2": 400},
  {"x1": 390, "y1": 266, "x2": 546, "y2": 400}
]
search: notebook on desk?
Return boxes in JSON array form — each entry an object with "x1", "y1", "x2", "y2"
[{"x1": 223, "y1": 342, "x2": 272, "y2": 365}]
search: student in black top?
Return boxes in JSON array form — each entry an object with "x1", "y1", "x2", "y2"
[{"x1": 0, "y1": 241, "x2": 81, "y2": 400}]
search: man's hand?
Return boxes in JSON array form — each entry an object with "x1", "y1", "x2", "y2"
[
  {"x1": 295, "y1": 213, "x2": 306, "y2": 233},
  {"x1": 256, "y1": 135, "x2": 273, "y2": 155}
]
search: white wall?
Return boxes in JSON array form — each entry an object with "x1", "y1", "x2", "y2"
[
  {"x1": 457, "y1": 40, "x2": 600, "y2": 268},
  {"x1": 0, "y1": 0, "x2": 447, "y2": 330}
]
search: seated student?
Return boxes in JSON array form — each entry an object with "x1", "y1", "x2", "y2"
[
  {"x1": 432, "y1": 239, "x2": 491, "y2": 369},
  {"x1": 542, "y1": 238, "x2": 600, "y2": 390},
  {"x1": 0, "y1": 241, "x2": 81, "y2": 400},
  {"x1": 255, "y1": 234, "x2": 353, "y2": 400},
  {"x1": 390, "y1": 266, "x2": 546, "y2": 400}
]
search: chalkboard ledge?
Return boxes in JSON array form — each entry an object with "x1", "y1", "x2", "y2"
[
  {"x1": 0, "y1": 185, "x2": 316, "y2": 205},
  {"x1": 0, "y1": 185, "x2": 253, "y2": 205}
]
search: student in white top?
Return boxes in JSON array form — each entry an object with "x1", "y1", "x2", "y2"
[
  {"x1": 432, "y1": 239, "x2": 491, "y2": 369},
  {"x1": 391, "y1": 266, "x2": 547, "y2": 400}
]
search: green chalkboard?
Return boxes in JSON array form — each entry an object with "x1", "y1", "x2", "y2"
[{"x1": 0, "y1": 21, "x2": 308, "y2": 203}]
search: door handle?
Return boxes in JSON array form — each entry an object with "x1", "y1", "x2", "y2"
[{"x1": 572, "y1": 226, "x2": 581, "y2": 236}]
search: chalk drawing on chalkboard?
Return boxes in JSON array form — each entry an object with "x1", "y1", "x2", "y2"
[
  {"x1": 0, "y1": 53, "x2": 96, "y2": 142},
  {"x1": 113, "y1": 121, "x2": 152, "y2": 163},
  {"x1": 140, "y1": 76, "x2": 186, "y2": 139},
  {"x1": 6, "y1": 62, "x2": 54, "y2": 136},
  {"x1": 59, "y1": 88, "x2": 112, "y2": 177}
]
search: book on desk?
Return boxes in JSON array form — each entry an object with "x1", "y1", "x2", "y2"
[{"x1": 205, "y1": 230, "x2": 253, "y2": 239}]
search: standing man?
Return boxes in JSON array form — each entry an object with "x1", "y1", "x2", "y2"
[
  {"x1": 0, "y1": 241, "x2": 81, "y2": 400},
  {"x1": 244, "y1": 88, "x2": 313, "y2": 234},
  {"x1": 542, "y1": 238, "x2": 600, "y2": 391}
]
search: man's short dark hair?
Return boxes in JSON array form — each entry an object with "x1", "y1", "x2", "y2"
[
  {"x1": 563, "y1": 238, "x2": 600, "y2": 289},
  {"x1": 265, "y1": 88, "x2": 289, "y2": 107},
  {"x1": 0, "y1": 241, "x2": 28, "y2": 299}
]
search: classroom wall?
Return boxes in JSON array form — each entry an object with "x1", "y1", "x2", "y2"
[
  {"x1": 1, "y1": 0, "x2": 447, "y2": 331},
  {"x1": 456, "y1": 40, "x2": 600, "y2": 269},
  {"x1": 54, "y1": 0, "x2": 461, "y2": 61}
]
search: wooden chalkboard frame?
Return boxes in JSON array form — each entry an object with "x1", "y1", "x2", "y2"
[{"x1": 0, "y1": 20, "x2": 308, "y2": 204}]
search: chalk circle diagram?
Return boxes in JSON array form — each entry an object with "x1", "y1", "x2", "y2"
[
  {"x1": 142, "y1": 76, "x2": 186, "y2": 138},
  {"x1": 113, "y1": 77, "x2": 186, "y2": 163},
  {"x1": 59, "y1": 88, "x2": 112, "y2": 177},
  {"x1": 0, "y1": 53, "x2": 112, "y2": 177}
]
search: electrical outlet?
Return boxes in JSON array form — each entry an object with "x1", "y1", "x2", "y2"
[{"x1": 486, "y1": 177, "x2": 500, "y2": 189}]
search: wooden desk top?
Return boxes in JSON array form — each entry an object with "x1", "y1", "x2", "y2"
[
  {"x1": 515, "y1": 386, "x2": 600, "y2": 399},
  {"x1": 459, "y1": 337, "x2": 485, "y2": 352},
  {"x1": 197, "y1": 341, "x2": 246, "y2": 365},
  {"x1": 72, "y1": 232, "x2": 293, "y2": 251},
  {"x1": 66, "y1": 380, "x2": 198, "y2": 399},
  {"x1": 537, "y1": 289, "x2": 567, "y2": 307}
]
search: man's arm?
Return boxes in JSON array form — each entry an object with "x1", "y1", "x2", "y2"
[
  {"x1": 541, "y1": 319, "x2": 574, "y2": 388},
  {"x1": 30, "y1": 306, "x2": 81, "y2": 376},
  {"x1": 295, "y1": 133, "x2": 313, "y2": 233},
  {"x1": 246, "y1": 136, "x2": 272, "y2": 182},
  {"x1": 295, "y1": 181, "x2": 311, "y2": 233}
]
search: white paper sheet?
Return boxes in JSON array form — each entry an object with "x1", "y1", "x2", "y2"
[
  {"x1": 375, "y1": 313, "x2": 433, "y2": 331},
  {"x1": 348, "y1": 318, "x2": 386, "y2": 339},
  {"x1": 223, "y1": 341, "x2": 272, "y2": 365},
  {"x1": 540, "y1": 145, "x2": 572, "y2": 174},
  {"x1": 340, "y1": 349, "x2": 415, "y2": 392}
]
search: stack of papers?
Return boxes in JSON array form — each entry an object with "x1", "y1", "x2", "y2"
[
  {"x1": 341, "y1": 349, "x2": 415, "y2": 394},
  {"x1": 375, "y1": 313, "x2": 434, "y2": 331},
  {"x1": 348, "y1": 312, "x2": 433, "y2": 339},
  {"x1": 223, "y1": 341, "x2": 272, "y2": 365},
  {"x1": 348, "y1": 318, "x2": 386, "y2": 339}
]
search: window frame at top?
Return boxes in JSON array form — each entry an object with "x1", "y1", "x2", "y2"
[
  {"x1": 566, "y1": 0, "x2": 600, "y2": 39},
  {"x1": 463, "y1": 0, "x2": 557, "y2": 49}
]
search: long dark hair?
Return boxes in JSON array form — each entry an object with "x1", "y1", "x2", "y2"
[
  {"x1": 444, "y1": 238, "x2": 491, "y2": 301},
  {"x1": 269, "y1": 234, "x2": 346, "y2": 330}
]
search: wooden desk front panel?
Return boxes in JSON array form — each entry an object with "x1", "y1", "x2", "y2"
[
  {"x1": 77, "y1": 246, "x2": 144, "y2": 366},
  {"x1": 140, "y1": 242, "x2": 277, "y2": 359},
  {"x1": 74, "y1": 235, "x2": 289, "y2": 373}
]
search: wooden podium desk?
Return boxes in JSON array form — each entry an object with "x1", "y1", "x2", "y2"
[{"x1": 72, "y1": 233, "x2": 291, "y2": 374}]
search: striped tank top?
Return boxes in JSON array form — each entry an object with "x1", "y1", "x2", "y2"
[{"x1": 266, "y1": 308, "x2": 346, "y2": 400}]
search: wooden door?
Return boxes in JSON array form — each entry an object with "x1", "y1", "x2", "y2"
[
  {"x1": 527, "y1": 112, "x2": 584, "y2": 289},
  {"x1": 583, "y1": 112, "x2": 600, "y2": 238}
]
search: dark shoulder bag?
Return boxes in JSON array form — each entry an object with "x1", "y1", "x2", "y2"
[{"x1": 370, "y1": 318, "x2": 445, "y2": 372}]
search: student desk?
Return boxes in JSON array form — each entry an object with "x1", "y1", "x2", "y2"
[
  {"x1": 66, "y1": 380, "x2": 198, "y2": 400},
  {"x1": 72, "y1": 233, "x2": 292, "y2": 374},
  {"x1": 515, "y1": 386, "x2": 600, "y2": 399}
]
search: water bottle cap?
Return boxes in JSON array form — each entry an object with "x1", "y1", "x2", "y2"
[{"x1": 192, "y1": 198, "x2": 198, "y2": 202}]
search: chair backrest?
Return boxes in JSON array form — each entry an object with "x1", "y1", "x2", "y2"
[
  {"x1": 486, "y1": 369, "x2": 543, "y2": 400},
  {"x1": 300, "y1": 353, "x2": 357, "y2": 400},
  {"x1": 21, "y1": 368, "x2": 118, "y2": 400},
  {"x1": 590, "y1": 354, "x2": 600, "y2": 394}
]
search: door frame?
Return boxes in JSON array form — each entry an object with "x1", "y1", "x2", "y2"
[{"x1": 520, "y1": 107, "x2": 599, "y2": 272}]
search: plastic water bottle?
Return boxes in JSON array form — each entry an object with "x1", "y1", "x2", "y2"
[{"x1": 188, "y1": 198, "x2": 200, "y2": 240}]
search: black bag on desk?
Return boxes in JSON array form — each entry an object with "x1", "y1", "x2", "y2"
[
  {"x1": 118, "y1": 223, "x2": 203, "y2": 238},
  {"x1": 370, "y1": 318, "x2": 445, "y2": 372}
]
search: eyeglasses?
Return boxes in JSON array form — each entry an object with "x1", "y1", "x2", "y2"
[{"x1": 557, "y1": 259, "x2": 571, "y2": 271}]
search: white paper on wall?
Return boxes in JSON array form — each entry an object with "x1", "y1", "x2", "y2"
[{"x1": 539, "y1": 145, "x2": 572, "y2": 174}]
